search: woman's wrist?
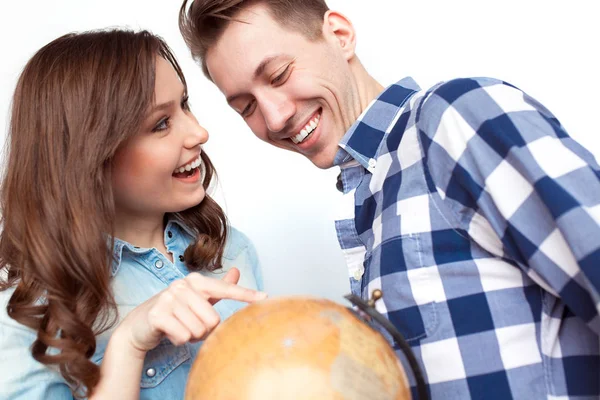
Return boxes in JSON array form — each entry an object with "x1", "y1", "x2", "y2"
[
  {"x1": 90, "y1": 325, "x2": 148, "y2": 400},
  {"x1": 110, "y1": 323, "x2": 148, "y2": 361}
]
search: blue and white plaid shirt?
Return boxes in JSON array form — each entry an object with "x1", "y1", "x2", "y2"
[{"x1": 333, "y1": 77, "x2": 600, "y2": 399}]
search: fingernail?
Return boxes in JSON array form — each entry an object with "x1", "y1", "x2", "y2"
[{"x1": 257, "y1": 291, "x2": 268, "y2": 299}]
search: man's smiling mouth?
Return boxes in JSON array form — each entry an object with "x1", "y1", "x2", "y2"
[{"x1": 291, "y1": 110, "x2": 321, "y2": 144}]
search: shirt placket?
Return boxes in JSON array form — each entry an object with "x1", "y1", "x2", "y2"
[{"x1": 335, "y1": 164, "x2": 368, "y2": 296}]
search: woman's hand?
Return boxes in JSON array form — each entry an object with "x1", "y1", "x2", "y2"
[{"x1": 117, "y1": 267, "x2": 266, "y2": 356}]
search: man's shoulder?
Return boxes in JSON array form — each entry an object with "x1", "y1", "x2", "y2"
[
  {"x1": 377, "y1": 76, "x2": 519, "y2": 135},
  {"x1": 423, "y1": 76, "x2": 519, "y2": 108},
  {"x1": 416, "y1": 76, "x2": 532, "y2": 132},
  {"x1": 429, "y1": 76, "x2": 512, "y2": 92}
]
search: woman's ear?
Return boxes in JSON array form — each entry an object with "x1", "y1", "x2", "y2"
[{"x1": 322, "y1": 10, "x2": 357, "y2": 60}]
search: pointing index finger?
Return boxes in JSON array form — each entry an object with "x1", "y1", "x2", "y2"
[{"x1": 187, "y1": 272, "x2": 267, "y2": 305}]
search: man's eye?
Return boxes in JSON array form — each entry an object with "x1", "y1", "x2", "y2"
[
  {"x1": 241, "y1": 100, "x2": 256, "y2": 117},
  {"x1": 271, "y1": 65, "x2": 290, "y2": 85}
]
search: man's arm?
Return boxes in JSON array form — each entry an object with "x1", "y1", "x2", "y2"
[{"x1": 418, "y1": 77, "x2": 600, "y2": 333}]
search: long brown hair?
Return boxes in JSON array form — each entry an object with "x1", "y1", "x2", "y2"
[
  {"x1": 0, "y1": 29, "x2": 227, "y2": 397},
  {"x1": 178, "y1": 0, "x2": 329, "y2": 79}
]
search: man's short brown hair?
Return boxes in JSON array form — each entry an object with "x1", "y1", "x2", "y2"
[{"x1": 179, "y1": 0, "x2": 330, "y2": 79}]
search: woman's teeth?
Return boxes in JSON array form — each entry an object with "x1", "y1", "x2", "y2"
[
  {"x1": 291, "y1": 114, "x2": 320, "y2": 144},
  {"x1": 174, "y1": 155, "x2": 202, "y2": 174}
]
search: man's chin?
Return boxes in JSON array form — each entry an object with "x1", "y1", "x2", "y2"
[
  {"x1": 306, "y1": 152, "x2": 336, "y2": 170},
  {"x1": 277, "y1": 142, "x2": 336, "y2": 169}
]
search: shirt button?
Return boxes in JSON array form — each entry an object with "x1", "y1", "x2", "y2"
[
  {"x1": 179, "y1": 255, "x2": 185, "y2": 262},
  {"x1": 146, "y1": 368, "x2": 156, "y2": 377},
  {"x1": 167, "y1": 231, "x2": 173, "y2": 238},
  {"x1": 353, "y1": 270, "x2": 363, "y2": 280},
  {"x1": 368, "y1": 158, "x2": 377, "y2": 168},
  {"x1": 154, "y1": 260, "x2": 164, "y2": 269}
]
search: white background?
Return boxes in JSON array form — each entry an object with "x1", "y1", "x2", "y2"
[{"x1": 1, "y1": 1, "x2": 598, "y2": 302}]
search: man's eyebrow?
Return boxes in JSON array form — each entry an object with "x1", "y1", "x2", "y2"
[
  {"x1": 254, "y1": 54, "x2": 285, "y2": 79},
  {"x1": 226, "y1": 54, "x2": 289, "y2": 105}
]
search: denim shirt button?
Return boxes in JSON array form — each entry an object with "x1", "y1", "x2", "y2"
[
  {"x1": 146, "y1": 368, "x2": 156, "y2": 377},
  {"x1": 167, "y1": 231, "x2": 173, "y2": 238},
  {"x1": 179, "y1": 255, "x2": 185, "y2": 262},
  {"x1": 154, "y1": 260, "x2": 164, "y2": 269}
]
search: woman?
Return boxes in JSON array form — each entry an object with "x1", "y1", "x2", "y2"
[{"x1": 0, "y1": 29, "x2": 265, "y2": 399}]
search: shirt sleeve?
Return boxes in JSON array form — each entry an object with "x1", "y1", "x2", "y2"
[
  {"x1": 240, "y1": 232, "x2": 264, "y2": 292},
  {"x1": 224, "y1": 226, "x2": 264, "y2": 292},
  {"x1": 0, "y1": 317, "x2": 74, "y2": 400},
  {"x1": 417, "y1": 77, "x2": 600, "y2": 334}
]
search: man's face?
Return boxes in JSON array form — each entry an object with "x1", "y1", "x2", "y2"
[{"x1": 206, "y1": 4, "x2": 358, "y2": 169}]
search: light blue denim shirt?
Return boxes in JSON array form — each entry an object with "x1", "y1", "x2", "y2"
[{"x1": 0, "y1": 220, "x2": 263, "y2": 399}]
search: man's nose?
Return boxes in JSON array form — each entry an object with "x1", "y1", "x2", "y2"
[{"x1": 259, "y1": 93, "x2": 295, "y2": 134}]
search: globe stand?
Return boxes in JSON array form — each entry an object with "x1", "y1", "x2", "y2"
[{"x1": 345, "y1": 290, "x2": 429, "y2": 400}]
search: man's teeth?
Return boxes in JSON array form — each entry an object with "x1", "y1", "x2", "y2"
[
  {"x1": 175, "y1": 155, "x2": 202, "y2": 174},
  {"x1": 291, "y1": 114, "x2": 320, "y2": 144}
]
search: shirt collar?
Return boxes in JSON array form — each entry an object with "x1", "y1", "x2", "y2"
[
  {"x1": 334, "y1": 77, "x2": 421, "y2": 171},
  {"x1": 110, "y1": 218, "x2": 194, "y2": 277}
]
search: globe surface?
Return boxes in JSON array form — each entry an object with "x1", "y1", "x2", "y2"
[{"x1": 185, "y1": 297, "x2": 411, "y2": 400}]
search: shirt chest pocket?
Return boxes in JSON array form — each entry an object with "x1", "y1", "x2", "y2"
[
  {"x1": 364, "y1": 233, "x2": 440, "y2": 346},
  {"x1": 140, "y1": 338, "x2": 192, "y2": 389}
]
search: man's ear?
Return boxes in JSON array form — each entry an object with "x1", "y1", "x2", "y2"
[{"x1": 322, "y1": 10, "x2": 356, "y2": 60}]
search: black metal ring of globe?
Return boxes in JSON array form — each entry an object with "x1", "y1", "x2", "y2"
[{"x1": 344, "y1": 291, "x2": 429, "y2": 400}]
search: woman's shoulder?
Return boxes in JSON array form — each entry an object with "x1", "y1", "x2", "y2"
[
  {"x1": 223, "y1": 225, "x2": 255, "y2": 261},
  {"x1": 0, "y1": 288, "x2": 71, "y2": 398},
  {"x1": 221, "y1": 226, "x2": 263, "y2": 291},
  {"x1": 0, "y1": 287, "x2": 13, "y2": 323},
  {"x1": 0, "y1": 287, "x2": 28, "y2": 332},
  {"x1": 0, "y1": 287, "x2": 38, "y2": 347}
]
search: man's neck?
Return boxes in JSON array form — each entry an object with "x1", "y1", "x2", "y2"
[
  {"x1": 359, "y1": 74, "x2": 385, "y2": 110},
  {"x1": 349, "y1": 58, "x2": 385, "y2": 125}
]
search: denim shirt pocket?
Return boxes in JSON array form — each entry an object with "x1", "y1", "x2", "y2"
[
  {"x1": 364, "y1": 233, "x2": 440, "y2": 346},
  {"x1": 140, "y1": 338, "x2": 191, "y2": 389}
]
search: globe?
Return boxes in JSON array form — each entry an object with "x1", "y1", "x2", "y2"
[{"x1": 185, "y1": 296, "x2": 411, "y2": 400}]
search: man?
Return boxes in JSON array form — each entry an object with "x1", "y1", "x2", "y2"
[{"x1": 179, "y1": 1, "x2": 600, "y2": 398}]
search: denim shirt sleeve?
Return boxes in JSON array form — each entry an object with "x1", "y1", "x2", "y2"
[
  {"x1": 205, "y1": 226, "x2": 264, "y2": 320},
  {"x1": 233, "y1": 226, "x2": 264, "y2": 292},
  {"x1": 0, "y1": 290, "x2": 73, "y2": 400}
]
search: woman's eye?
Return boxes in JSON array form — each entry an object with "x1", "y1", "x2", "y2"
[
  {"x1": 152, "y1": 117, "x2": 170, "y2": 132},
  {"x1": 271, "y1": 65, "x2": 290, "y2": 85}
]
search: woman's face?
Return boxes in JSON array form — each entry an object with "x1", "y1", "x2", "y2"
[{"x1": 111, "y1": 56, "x2": 209, "y2": 220}]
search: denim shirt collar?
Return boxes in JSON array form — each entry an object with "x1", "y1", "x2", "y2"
[
  {"x1": 111, "y1": 219, "x2": 194, "y2": 277},
  {"x1": 334, "y1": 77, "x2": 421, "y2": 170}
]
